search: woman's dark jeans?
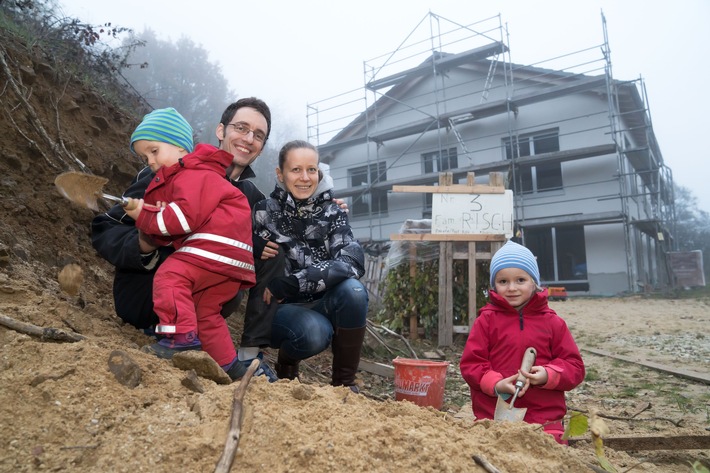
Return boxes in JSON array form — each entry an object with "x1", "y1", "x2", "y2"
[{"x1": 270, "y1": 279, "x2": 368, "y2": 361}]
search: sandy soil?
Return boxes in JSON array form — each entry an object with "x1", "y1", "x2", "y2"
[{"x1": 1, "y1": 25, "x2": 708, "y2": 473}]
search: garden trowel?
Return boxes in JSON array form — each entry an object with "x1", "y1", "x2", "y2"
[
  {"x1": 54, "y1": 171, "x2": 138, "y2": 211},
  {"x1": 493, "y1": 346, "x2": 537, "y2": 422}
]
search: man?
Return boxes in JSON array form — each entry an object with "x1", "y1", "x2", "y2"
[{"x1": 91, "y1": 97, "x2": 281, "y2": 381}]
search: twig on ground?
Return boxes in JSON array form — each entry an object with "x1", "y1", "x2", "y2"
[
  {"x1": 213, "y1": 358, "x2": 260, "y2": 473},
  {"x1": 568, "y1": 405, "x2": 683, "y2": 427},
  {"x1": 368, "y1": 320, "x2": 418, "y2": 359},
  {"x1": 472, "y1": 454, "x2": 501, "y2": 473},
  {"x1": 0, "y1": 313, "x2": 86, "y2": 342}
]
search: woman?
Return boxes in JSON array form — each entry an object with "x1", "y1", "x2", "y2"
[{"x1": 252, "y1": 140, "x2": 368, "y2": 392}]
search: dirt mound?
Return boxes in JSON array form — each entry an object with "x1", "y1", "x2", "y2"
[{"x1": 1, "y1": 18, "x2": 708, "y2": 473}]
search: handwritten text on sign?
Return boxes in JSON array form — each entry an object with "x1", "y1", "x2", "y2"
[{"x1": 431, "y1": 190, "x2": 514, "y2": 237}]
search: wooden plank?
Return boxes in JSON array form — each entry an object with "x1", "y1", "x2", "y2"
[
  {"x1": 392, "y1": 184, "x2": 506, "y2": 194},
  {"x1": 390, "y1": 233, "x2": 506, "y2": 242},
  {"x1": 580, "y1": 347, "x2": 710, "y2": 385},
  {"x1": 358, "y1": 359, "x2": 394, "y2": 378},
  {"x1": 569, "y1": 435, "x2": 710, "y2": 451}
]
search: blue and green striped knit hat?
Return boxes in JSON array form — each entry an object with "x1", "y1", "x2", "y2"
[
  {"x1": 130, "y1": 107, "x2": 194, "y2": 154},
  {"x1": 489, "y1": 240, "x2": 540, "y2": 287}
]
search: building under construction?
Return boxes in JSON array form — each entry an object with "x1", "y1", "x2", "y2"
[{"x1": 306, "y1": 12, "x2": 675, "y2": 296}]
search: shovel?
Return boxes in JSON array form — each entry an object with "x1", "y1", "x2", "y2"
[
  {"x1": 493, "y1": 346, "x2": 537, "y2": 422},
  {"x1": 54, "y1": 171, "x2": 138, "y2": 211}
]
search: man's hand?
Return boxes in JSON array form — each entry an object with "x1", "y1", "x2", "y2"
[
  {"x1": 138, "y1": 230, "x2": 158, "y2": 253},
  {"x1": 260, "y1": 240, "x2": 279, "y2": 260}
]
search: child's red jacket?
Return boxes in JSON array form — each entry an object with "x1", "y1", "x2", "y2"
[
  {"x1": 460, "y1": 289, "x2": 584, "y2": 438},
  {"x1": 135, "y1": 143, "x2": 255, "y2": 286}
]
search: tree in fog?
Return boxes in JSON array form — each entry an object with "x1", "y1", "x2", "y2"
[
  {"x1": 121, "y1": 29, "x2": 235, "y2": 144},
  {"x1": 249, "y1": 108, "x2": 306, "y2": 195},
  {"x1": 673, "y1": 185, "x2": 710, "y2": 279}
]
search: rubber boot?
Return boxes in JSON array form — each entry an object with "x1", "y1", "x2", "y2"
[
  {"x1": 275, "y1": 350, "x2": 300, "y2": 380},
  {"x1": 331, "y1": 326, "x2": 366, "y2": 392}
]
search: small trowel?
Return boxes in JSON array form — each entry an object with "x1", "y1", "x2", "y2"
[
  {"x1": 493, "y1": 346, "x2": 537, "y2": 422},
  {"x1": 54, "y1": 171, "x2": 138, "y2": 211}
]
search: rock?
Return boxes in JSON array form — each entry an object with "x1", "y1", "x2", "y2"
[
  {"x1": 58, "y1": 263, "x2": 83, "y2": 296},
  {"x1": 291, "y1": 384, "x2": 315, "y2": 401},
  {"x1": 172, "y1": 350, "x2": 231, "y2": 385},
  {"x1": 19, "y1": 64, "x2": 36, "y2": 85},
  {"x1": 107, "y1": 350, "x2": 142, "y2": 388},
  {"x1": 181, "y1": 370, "x2": 205, "y2": 393},
  {"x1": 91, "y1": 115, "x2": 110, "y2": 131}
]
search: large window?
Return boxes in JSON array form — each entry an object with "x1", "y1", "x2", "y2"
[
  {"x1": 423, "y1": 148, "x2": 458, "y2": 174},
  {"x1": 525, "y1": 225, "x2": 588, "y2": 291},
  {"x1": 504, "y1": 131, "x2": 562, "y2": 193},
  {"x1": 349, "y1": 162, "x2": 388, "y2": 217},
  {"x1": 423, "y1": 148, "x2": 458, "y2": 215}
]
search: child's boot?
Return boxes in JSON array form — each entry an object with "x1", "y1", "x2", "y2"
[{"x1": 141, "y1": 331, "x2": 201, "y2": 359}]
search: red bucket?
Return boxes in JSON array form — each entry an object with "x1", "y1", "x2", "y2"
[{"x1": 393, "y1": 357, "x2": 450, "y2": 409}]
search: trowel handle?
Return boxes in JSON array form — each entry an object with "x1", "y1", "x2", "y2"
[
  {"x1": 514, "y1": 347, "x2": 537, "y2": 386},
  {"x1": 102, "y1": 194, "x2": 139, "y2": 211}
]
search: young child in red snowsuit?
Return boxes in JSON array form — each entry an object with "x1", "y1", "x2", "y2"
[
  {"x1": 460, "y1": 241, "x2": 585, "y2": 443},
  {"x1": 124, "y1": 108, "x2": 255, "y2": 379}
]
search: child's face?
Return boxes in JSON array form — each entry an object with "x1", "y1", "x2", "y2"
[
  {"x1": 493, "y1": 267, "x2": 537, "y2": 309},
  {"x1": 133, "y1": 140, "x2": 187, "y2": 173}
]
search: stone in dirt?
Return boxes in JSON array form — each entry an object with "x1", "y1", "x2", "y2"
[{"x1": 172, "y1": 350, "x2": 232, "y2": 385}]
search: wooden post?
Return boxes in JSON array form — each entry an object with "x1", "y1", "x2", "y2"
[
  {"x1": 438, "y1": 241, "x2": 453, "y2": 347},
  {"x1": 468, "y1": 242, "x2": 477, "y2": 329},
  {"x1": 390, "y1": 171, "x2": 509, "y2": 347},
  {"x1": 408, "y1": 243, "x2": 418, "y2": 340},
  {"x1": 438, "y1": 172, "x2": 454, "y2": 347}
]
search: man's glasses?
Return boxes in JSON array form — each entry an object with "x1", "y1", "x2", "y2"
[{"x1": 226, "y1": 122, "x2": 266, "y2": 143}]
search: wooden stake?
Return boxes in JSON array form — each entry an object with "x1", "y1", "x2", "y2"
[
  {"x1": 214, "y1": 358, "x2": 261, "y2": 473},
  {"x1": 0, "y1": 313, "x2": 85, "y2": 342}
]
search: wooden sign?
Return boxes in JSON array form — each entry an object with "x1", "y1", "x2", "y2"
[
  {"x1": 668, "y1": 251, "x2": 706, "y2": 287},
  {"x1": 431, "y1": 190, "x2": 514, "y2": 237}
]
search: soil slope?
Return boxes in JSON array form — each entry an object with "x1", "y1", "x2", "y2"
[{"x1": 1, "y1": 24, "x2": 708, "y2": 473}]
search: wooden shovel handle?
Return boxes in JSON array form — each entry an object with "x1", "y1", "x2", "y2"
[{"x1": 515, "y1": 347, "x2": 537, "y2": 384}]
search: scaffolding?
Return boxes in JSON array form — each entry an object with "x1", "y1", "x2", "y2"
[{"x1": 306, "y1": 11, "x2": 675, "y2": 294}]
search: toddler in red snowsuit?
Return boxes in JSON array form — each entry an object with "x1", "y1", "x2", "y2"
[
  {"x1": 125, "y1": 108, "x2": 255, "y2": 378},
  {"x1": 460, "y1": 241, "x2": 585, "y2": 443}
]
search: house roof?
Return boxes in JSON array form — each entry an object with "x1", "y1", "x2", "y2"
[{"x1": 317, "y1": 45, "x2": 661, "y2": 171}]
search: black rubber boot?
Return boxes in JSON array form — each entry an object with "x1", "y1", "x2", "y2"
[
  {"x1": 275, "y1": 350, "x2": 300, "y2": 380},
  {"x1": 331, "y1": 326, "x2": 366, "y2": 391}
]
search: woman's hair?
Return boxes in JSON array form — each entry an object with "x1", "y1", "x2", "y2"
[
  {"x1": 278, "y1": 140, "x2": 318, "y2": 170},
  {"x1": 220, "y1": 97, "x2": 272, "y2": 142}
]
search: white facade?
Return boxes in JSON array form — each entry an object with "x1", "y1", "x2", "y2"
[{"x1": 309, "y1": 14, "x2": 674, "y2": 296}]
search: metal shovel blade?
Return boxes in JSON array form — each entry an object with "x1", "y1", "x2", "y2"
[
  {"x1": 494, "y1": 395, "x2": 528, "y2": 422},
  {"x1": 54, "y1": 171, "x2": 124, "y2": 211}
]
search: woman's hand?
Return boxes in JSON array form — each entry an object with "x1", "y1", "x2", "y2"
[
  {"x1": 263, "y1": 287, "x2": 274, "y2": 305},
  {"x1": 333, "y1": 198, "x2": 349, "y2": 213}
]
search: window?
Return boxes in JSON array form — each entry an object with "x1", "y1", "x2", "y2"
[
  {"x1": 422, "y1": 148, "x2": 458, "y2": 216},
  {"x1": 422, "y1": 148, "x2": 458, "y2": 174},
  {"x1": 349, "y1": 162, "x2": 388, "y2": 217},
  {"x1": 504, "y1": 131, "x2": 562, "y2": 193},
  {"x1": 525, "y1": 225, "x2": 589, "y2": 291}
]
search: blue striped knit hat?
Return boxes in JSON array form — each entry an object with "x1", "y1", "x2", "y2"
[
  {"x1": 489, "y1": 240, "x2": 540, "y2": 287},
  {"x1": 130, "y1": 108, "x2": 194, "y2": 154}
]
